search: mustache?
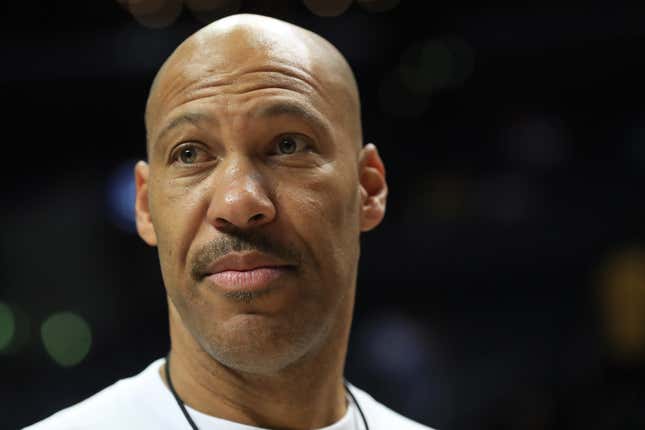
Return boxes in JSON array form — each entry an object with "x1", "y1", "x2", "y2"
[{"x1": 190, "y1": 228, "x2": 301, "y2": 281}]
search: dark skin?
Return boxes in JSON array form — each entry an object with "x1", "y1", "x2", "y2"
[{"x1": 135, "y1": 14, "x2": 388, "y2": 429}]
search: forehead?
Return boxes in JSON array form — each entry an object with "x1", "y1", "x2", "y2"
[
  {"x1": 150, "y1": 27, "x2": 332, "y2": 120},
  {"x1": 145, "y1": 20, "x2": 361, "y2": 154}
]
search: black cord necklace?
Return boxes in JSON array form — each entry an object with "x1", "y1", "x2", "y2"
[{"x1": 164, "y1": 353, "x2": 370, "y2": 430}]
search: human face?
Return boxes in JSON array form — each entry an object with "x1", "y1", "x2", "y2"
[{"x1": 137, "y1": 31, "x2": 365, "y2": 374}]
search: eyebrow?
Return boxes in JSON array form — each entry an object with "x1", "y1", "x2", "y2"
[
  {"x1": 155, "y1": 112, "x2": 215, "y2": 145},
  {"x1": 252, "y1": 101, "x2": 330, "y2": 137},
  {"x1": 153, "y1": 101, "x2": 329, "y2": 149}
]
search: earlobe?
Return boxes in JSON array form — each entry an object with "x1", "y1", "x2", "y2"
[
  {"x1": 134, "y1": 161, "x2": 158, "y2": 246},
  {"x1": 358, "y1": 143, "x2": 388, "y2": 232}
]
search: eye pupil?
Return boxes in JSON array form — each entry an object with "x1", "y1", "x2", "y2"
[
  {"x1": 179, "y1": 147, "x2": 197, "y2": 163},
  {"x1": 278, "y1": 137, "x2": 297, "y2": 154}
]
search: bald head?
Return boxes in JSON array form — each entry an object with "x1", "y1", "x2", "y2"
[{"x1": 144, "y1": 14, "x2": 361, "y2": 154}]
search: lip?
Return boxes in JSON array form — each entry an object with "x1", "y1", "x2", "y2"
[
  {"x1": 206, "y1": 267, "x2": 289, "y2": 292},
  {"x1": 203, "y1": 252, "x2": 293, "y2": 292}
]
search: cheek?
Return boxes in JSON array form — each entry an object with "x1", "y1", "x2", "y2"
[
  {"x1": 150, "y1": 178, "x2": 207, "y2": 289},
  {"x1": 315, "y1": 162, "x2": 361, "y2": 236},
  {"x1": 277, "y1": 163, "x2": 361, "y2": 276}
]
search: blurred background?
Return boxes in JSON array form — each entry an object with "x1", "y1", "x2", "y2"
[{"x1": 2, "y1": 1, "x2": 645, "y2": 429}]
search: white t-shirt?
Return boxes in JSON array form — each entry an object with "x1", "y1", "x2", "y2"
[{"x1": 23, "y1": 358, "x2": 434, "y2": 430}]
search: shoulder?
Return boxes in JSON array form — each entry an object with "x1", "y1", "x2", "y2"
[
  {"x1": 22, "y1": 359, "x2": 167, "y2": 430},
  {"x1": 347, "y1": 383, "x2": 437, "y2": 430}
]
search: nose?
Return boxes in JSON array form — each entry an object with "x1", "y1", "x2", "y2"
[{"x1": 206, "y1": 157, "x2": 276, "y2": 231}]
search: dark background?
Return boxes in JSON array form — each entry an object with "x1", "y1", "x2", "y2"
[{"x1": 2, "y1": 1, "x2": 645, "y2": 429}]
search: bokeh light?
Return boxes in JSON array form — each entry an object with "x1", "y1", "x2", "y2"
[
  {"x1": 0, "y1": 301, "x2": 16, "y2": 352},
  {"x1": 400, "y1": 41, "x2": 452, "y2": 94},
  {"x1": 380, "y1": 36, "x2": 473, "y2": 118},
  {"x1": 499, "y1": 114, "x2": 570, "y2": 170},
  {"x1": 353, "y1": 310, "x2": 440, "y2": 420},
  {"x1": 302, "y1": 0, "x2": 353, "y2": 17},
  {"x1": 117, "y1": 0, "x2": 183, "y2": 29},
  {"x1": 400, "y1": 37, "x2": 474, "y2": 95},
  {"x1": 106, "y1": 160, "x2": 138, "y2": 233},
  {"x1": 185, "y1": 0, "x2": 241, "y2": 23},
  {"x1": 356, "y1": 0, "x2": 400, "y2": 13},
  {"x1": 360, "y1": 311, "x2": 432, "y2": 377},
  {"x1": 41, "y1": 312, "x2": 92, "y2": 367},
  {"x1": 597, "y1": 247, "x2": 645, "y2": 363},
  {"x1": 0, "y1": 303, "x2": 31, "y2": 355}
]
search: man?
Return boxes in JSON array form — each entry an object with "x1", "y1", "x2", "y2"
[{"x1": 25, "y1": 14, "x2": 434, "y2": 430}]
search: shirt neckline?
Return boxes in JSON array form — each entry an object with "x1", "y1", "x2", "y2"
[{"x1": 147, "y1": 358, "x2": 359, "y2": 430}]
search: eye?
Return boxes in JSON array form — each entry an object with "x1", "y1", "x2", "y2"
[
  {"x1": 180, "y1": 147, "x2": 198, "y2": 163},
  {"x1": 275, "y1": 135, "x2": 309, "y2": 155},
  {"x1": 171, "y1": 143, "x2": 211, "y2": 165}
]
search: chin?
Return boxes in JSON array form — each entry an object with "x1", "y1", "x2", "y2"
[{"x1": 200, "y1": 313, "x2": 330, "y2": 375}]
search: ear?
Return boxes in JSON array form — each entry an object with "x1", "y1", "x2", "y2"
[
  {"x1": 358, "y1": 143, "x2": 388, "y2": 232},
  {"x1": 134, "y1": 161, "x2": 158, "y2": 246}
]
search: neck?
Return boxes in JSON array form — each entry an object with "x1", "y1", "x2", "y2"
[{"x1": 159, "y1": 303, "x2": 352, "y2": 429}]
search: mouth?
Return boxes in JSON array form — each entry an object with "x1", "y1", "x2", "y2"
[
  {"x1": 200, "y1": 251, "x2": 296, "y2": 294},
  {"x1": 204, "y1": 266, "x2": 293, "y2": 292}
]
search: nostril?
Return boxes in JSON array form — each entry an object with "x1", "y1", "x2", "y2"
[
  {"x1": 214, "y1": 217, "x2": 231, "y2": 227},
  {"x1": 249, "y1": 213, "x2": 264, "y2": 223}
]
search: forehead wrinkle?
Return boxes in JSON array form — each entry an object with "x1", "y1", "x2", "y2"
[
  {"x1": 155, "y1": 67, "x2": 330, "y2": 134},
  {"x1": 157, "y1": 74, "x2": 227, "y2": 119},
  {"x1": 237, "y1": 64, "x2": 330, "y2": 104},
  {"x1": 157, "y1": 61, "x2": 323, "y2": 110},
  {"x1": 186, "y1": 64, "x2": 331, "y2": 108},
  {"x1": 159, "y1": 81, "x2": 313, "y2": 123}
]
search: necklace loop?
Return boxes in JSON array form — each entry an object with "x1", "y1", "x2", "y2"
[{"x1": 164, "y1": 353, "x2": 369, "y2": 429}]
